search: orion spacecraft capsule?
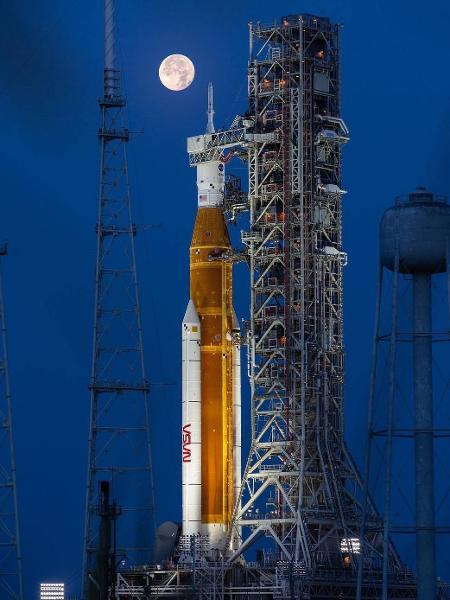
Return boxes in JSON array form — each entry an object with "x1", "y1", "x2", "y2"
[{"x1": 182, "y1": 85, "x2": 241, "y2": 551}]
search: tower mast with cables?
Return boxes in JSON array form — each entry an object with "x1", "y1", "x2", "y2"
[
  {"x1": 0, "y1": 244, "x2": 23, "y2": 600},
  {"x1": 82, "y1": 1, "x2": 154, "y2": 596}
]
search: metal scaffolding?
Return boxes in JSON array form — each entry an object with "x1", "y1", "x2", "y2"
[
  {"x1": 233, "y1": 13, "x2": 361, "y2": 561},
  {"x1": 229, "y1": 14, "x2": 415, "y2": 598},
  {"x1": 81, "y1": 1, "x2": 154, "y2": 597},
  {"x1": 0, "y1": 245, "x2": 23, "y2": 600}
]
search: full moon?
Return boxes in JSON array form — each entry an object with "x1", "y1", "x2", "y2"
[{"x1": 159, "y1": 54, "x2": 195, "y2": 91}]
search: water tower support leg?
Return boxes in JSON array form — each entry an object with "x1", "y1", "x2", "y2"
[
  {"x1": 413, "y1": 272, "x2": 436, "y2": 600},
  {"x1": 357, "y1": 265, "x2": 383, "y2": 600},
  {"x1": 382, "y1": 252, "x2": 399, "y2": 600}
]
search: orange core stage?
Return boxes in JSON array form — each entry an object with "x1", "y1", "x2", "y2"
[{"x1": 190, "y1": 207, "x2": 234, "y2": 529}]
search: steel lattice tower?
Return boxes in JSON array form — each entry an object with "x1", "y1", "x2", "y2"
[
  {"x1": 82, "y1": 1, "x2": 154, "y2": 596},
  {"x1": 227, "y1": 15, "x2": 415, "y2": 598},
  {"x1": 0, "y1": 245, "x2": 23, "y2": 600}
]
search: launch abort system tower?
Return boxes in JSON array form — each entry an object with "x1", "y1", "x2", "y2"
[{"x1": 82, "y1": 1, "x2": 154, "y2": 596}]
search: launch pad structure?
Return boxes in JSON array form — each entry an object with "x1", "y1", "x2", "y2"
[{"x1": 113, "y1": 13, "x2": 450, "y2": 600}]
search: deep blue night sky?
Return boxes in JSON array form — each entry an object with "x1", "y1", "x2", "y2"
[{"x1": 2, "y1": 0, "x2": 450, "y2": 597}]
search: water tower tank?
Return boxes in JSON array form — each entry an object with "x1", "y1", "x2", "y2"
[
  {"x1": 375, "y1": 186, "x2": 450, "y2": 599},
  {"x1": 380, "y1": 187, "x2": 450, "y2": 273}
]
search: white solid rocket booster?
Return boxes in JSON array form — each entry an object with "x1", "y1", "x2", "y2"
[{"x1": 181, "y1": 300, "x2": 202, "y2": 536}]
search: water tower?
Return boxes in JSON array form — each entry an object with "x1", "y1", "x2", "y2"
[{"x1": 360, "y1": 187, "x2": 450, "y2": 599}]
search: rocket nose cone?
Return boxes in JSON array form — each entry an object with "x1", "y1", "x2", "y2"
[{"x1": 183, "y1": 299, "x2": 201, "y2": 325}]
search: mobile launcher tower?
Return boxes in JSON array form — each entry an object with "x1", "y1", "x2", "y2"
[{"x1": 116, "y1": 14, "x2": 420, "y2": 599}]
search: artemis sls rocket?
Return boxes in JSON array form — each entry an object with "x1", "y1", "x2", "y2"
[{"x1": 182, "y1": 84, "x2": 241, "y2": 551}]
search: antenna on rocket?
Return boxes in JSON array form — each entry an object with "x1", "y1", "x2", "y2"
[{"x1": 206, "y1": 82, "x2": 215, "y2": 134}]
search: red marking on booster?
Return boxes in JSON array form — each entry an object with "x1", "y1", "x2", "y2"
[{"x1": 182, "y1": 423, "x2": 192, "y2": 463}]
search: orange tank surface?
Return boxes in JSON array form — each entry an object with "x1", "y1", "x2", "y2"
[{"x1": 190, "y1": 206, "x2": 234, "y2": 528}]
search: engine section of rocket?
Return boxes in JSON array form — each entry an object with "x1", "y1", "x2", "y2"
[{"x1": 182, "y1": 157, "x2": 241, "y2": 551}]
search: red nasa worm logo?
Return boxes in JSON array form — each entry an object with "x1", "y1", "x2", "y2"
[{"x1": 182, "y1": 423, "x2": 192, "y2": 463}]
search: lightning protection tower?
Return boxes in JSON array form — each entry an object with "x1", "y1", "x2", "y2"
[
  {"x1": 0, "y1": 245, "x2": 23, "y2": 600},
  {"x1": 82, "y1": 1, "x2": 154, "y2": 596}
]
